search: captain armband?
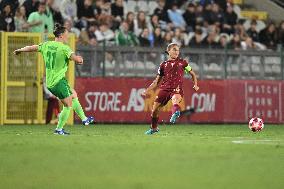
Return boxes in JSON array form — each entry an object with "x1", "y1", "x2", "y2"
[{"x1": 184, "y1": 65, "x2": 192, "y2": 74}]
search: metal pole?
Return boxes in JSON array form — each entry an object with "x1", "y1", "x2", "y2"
[
  {"x1": 102, "y1": 39, "x2": 106, "y2": 77},
  {"x1": 224, "y1": 44, "x2": 228, "y2": 79},
  {"x1": 200, "y1": 52, "x2": 205, "y2": 80},
  {"x1": 281, "y1": 44, "x2": 284, "y2": 80}
]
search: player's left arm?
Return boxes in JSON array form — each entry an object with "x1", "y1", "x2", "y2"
[
  {"x1": 13, "y1": 45, "x2": 39, "y2": 55},
  {"x1": 70, "y1": 53, "x2": 83, "y2": 64},
  {"x1": 185, "y1": 64, "x2": 199, "y2": 91},
  {"x1": 65, "y1": 45, "x2": 83, "y2": 64}
]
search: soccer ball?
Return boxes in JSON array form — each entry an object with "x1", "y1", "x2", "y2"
[{"x1": 248, "y1": 117, "x2": 264, "y2": 132}]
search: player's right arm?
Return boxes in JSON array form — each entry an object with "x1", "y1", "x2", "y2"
[
  {"x1": 142, "y1": 75, "x2": 163, "y2": 97},
  {"x1": 143, "y1": 75, "x2": 163, "y2": 96},
  {"x1": 142, "y1": 62, "x2": 165, "y2": 97},
  {"x1": 13, "y1": 45, "x2": 39, "y2": 55}
]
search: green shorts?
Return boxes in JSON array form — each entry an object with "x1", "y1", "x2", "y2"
[{"x1": 48, "y1": 78, "x2": 72, "y2": 99}]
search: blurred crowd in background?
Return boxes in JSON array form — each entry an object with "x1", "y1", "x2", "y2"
[{"x1": 0, "y1": 0, "x2": 284, "y2": 50}]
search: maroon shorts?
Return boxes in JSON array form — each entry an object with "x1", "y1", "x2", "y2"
[{"x1": 155, "y1": 89, "x2": 184, "y2": 106}]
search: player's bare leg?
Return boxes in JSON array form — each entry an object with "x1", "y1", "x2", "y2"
[
  {"x1": 71, "y1": 89, "x2": 94, "y2": 125},
  {"x1": 151, "y1": 102, "x2": 163, "y2": 129},
  {"x1": 170, "y1": 94, "x2": 182, "y2": 123},
  {"x1": 145, "y1": 102, "x2": 163, "y2": 135}
]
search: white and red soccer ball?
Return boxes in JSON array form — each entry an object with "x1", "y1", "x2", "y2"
[{"x1": 249, "y1": 117, "x2": 264, "y2": 132}]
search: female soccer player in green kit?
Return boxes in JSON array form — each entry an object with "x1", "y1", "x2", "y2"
[{"x1": 14, "y1": 23, "x2": 94, "y2": 135}]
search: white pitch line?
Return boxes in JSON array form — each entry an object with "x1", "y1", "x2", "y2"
[{"x1": 232, "y1": 139, "x2": 282, "y2": 145}]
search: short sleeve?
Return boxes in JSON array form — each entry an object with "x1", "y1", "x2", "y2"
[
  {"x1": 63, "y1": 45, "x2": 74, "y2": 59},
  {"x1": 182, "y1": 59, "x2": 189, "y2": 68},
  {"x1": 157, "y1": 63, "x2": 164, "y2": 76},
  {"x1": 27, "y1": 13, "x2": 35, "y2": 23}
]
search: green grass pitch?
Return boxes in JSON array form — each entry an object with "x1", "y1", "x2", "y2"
[{"x1": 0, "y1": 124, "x2": 284, "y2": 189}]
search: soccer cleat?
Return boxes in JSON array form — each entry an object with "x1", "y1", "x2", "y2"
[
  {"x1": 82, "y1": 116, "x2": 95, "y2": 126},
  {"x1": 145, "y1": 128, "x2": 159, "y2": 135},
  {"x1": 170, "y1": 111, "x2": 180, "y2": 123},
  {"x1": 54, "y1": 129, "x2": 70, "y2": 135}
]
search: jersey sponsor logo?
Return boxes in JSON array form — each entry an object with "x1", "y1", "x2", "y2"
[{"x1": 48, "y1": 46, "x2": 58, "y2": 50}]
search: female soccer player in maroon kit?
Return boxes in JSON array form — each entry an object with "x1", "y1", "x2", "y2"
[{"x1": 143, "y1": 43, "x2": 199, "y2": 135}]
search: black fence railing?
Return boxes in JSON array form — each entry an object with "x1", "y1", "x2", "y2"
[
  {"x1": 76, "y1": 45, "x2": 284, "y2": 80},
  {"x1": 271, "y1": 0, "x2": 284, "y2": 8}
]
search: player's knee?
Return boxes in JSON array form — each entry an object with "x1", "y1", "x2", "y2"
[
  {"x1": 172, "y1": 99, "x2": 177, "y2": 104},
  {"x1": 61, "y1": 96, "x2": 73, "y2": 107},
  {"x1": 72, "y1": 89, "x2": 78, "y2": 98},
  {"x1": 172, "y1": 95, "x2": 182, "y2": 104},
  {"x1": 62, "y1": 102, "x2": 72, "y2": 108},
  {"x1": 65, "y1": 100, "x2": 72, "y2": 107}
]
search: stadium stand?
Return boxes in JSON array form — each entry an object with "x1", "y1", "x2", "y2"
[
  {"x1": 0, "y1": 0, "x2": 283, "y2": 49},
  {"x1": 0, "y1": 0, "x2": 284, "y2": 79}
]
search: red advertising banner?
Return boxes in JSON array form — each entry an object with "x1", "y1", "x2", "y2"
[
  {"x1": 75, "y1": 78, "x2": 284, "y2": 123},
  {"x1": 244, "y1": 81, "x2": 282, "y2": 123}
]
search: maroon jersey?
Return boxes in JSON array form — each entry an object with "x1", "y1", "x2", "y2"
[{"x1": 157, "y1": 58, "x2": 189, "y2": 92}]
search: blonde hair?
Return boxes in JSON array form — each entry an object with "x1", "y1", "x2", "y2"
[{"x1": 165, "y1": 43, "x2": 179, "y2": 54}]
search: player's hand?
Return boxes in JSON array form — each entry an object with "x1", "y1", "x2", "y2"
[
  {"x1": 142, "y1": 89, "x2": 150, "y2": 98},
  {"x1": 193, "y1": 85, "x2": 199, "y2": 91},
  {"x1": 77, "y1": 56, "x2": 83, "y2": 64},
  {"x1": 142, "y1": 90, "x2": 147, "y2": 97},
  {"x1": 13, "y1": 49, "x2": 21, "y2": 55}
]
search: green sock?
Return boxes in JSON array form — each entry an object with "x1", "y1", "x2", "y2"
[
  {"x1": 56, "y1": 106, "x2": 71, "y2": 130},
  {"x1": 72, "y1": 98, "x2": 87, "y2": 121}
]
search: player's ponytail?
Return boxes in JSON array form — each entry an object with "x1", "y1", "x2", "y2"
[{"x1": 53, "y1": 23, "x2": 66, "y2": 37}]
